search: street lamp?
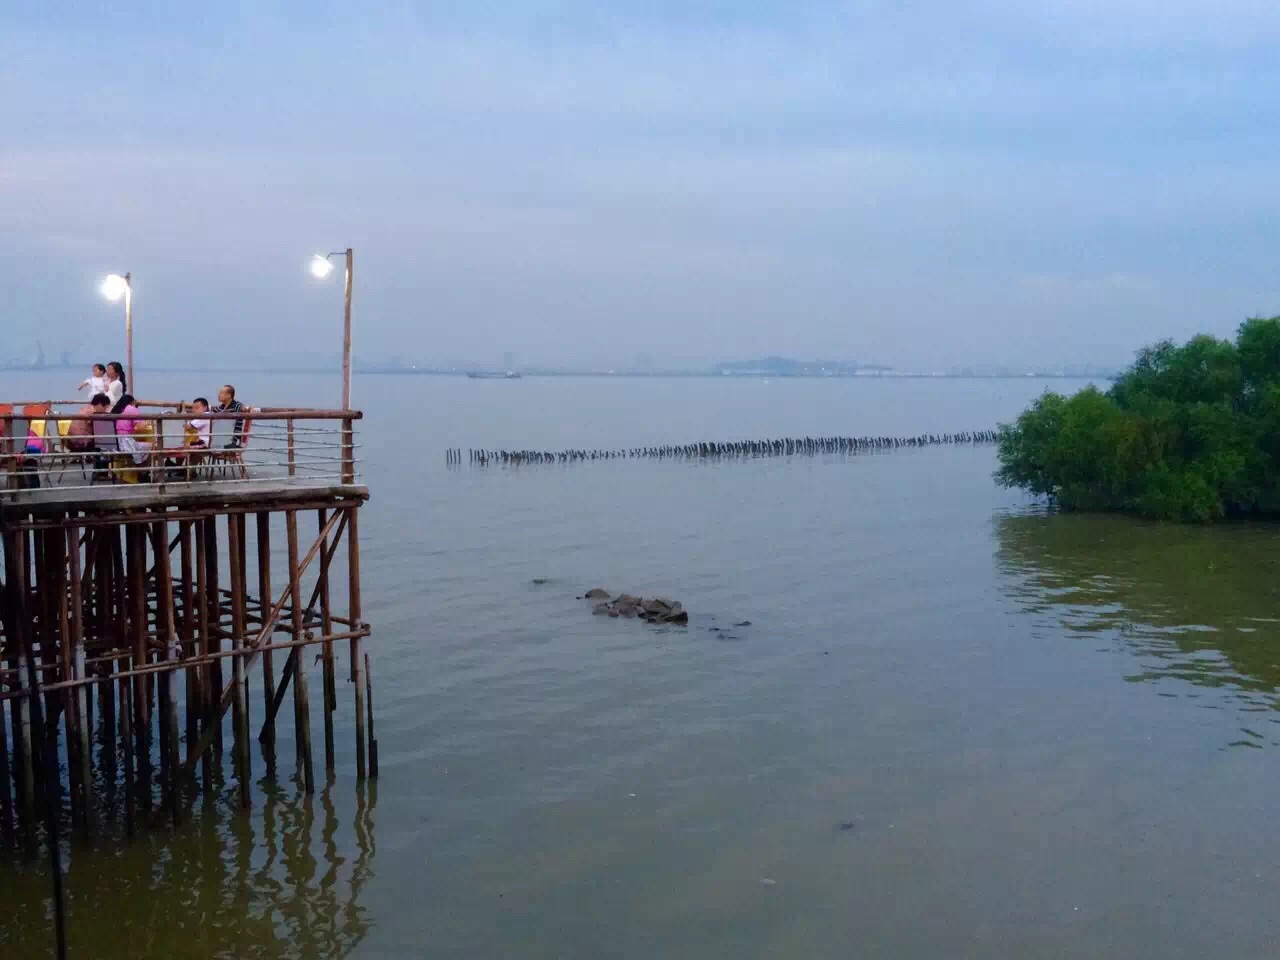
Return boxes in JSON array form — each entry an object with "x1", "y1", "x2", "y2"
[
  {"x1": 310, "y1": 249, "x2": 354, "y2": 409},
  {"x1": 101, "y1": 272, "x2": 133, "y2": 393}
]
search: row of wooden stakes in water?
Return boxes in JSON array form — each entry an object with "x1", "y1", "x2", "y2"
[{"x1": 443, "y1": 430, "x2": 999, "y2": 466}]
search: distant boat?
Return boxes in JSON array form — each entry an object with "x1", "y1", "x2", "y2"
[{"x1": 467, "y1": 371, "x2": 523, "y2": 379}]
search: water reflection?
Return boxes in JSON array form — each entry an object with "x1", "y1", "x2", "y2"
[
  {"x1": 0, "y1": 777, "x2": 376, "y2": 958},
  {"x1": 996, "y1": 510, "x2": 1280, "y2": 714}
]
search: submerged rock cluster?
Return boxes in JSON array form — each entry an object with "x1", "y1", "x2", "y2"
[{"x1": 582, "y1": 588, "x2": 689, "y2": 624}]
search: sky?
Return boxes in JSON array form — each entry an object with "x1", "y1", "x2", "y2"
[{"x1": 3, "y1": 0, "x2": 1279, "y2": 372}]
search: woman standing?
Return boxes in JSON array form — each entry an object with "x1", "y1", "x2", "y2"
[{"x1": 105, "y1": 361, "x2": 127, "y2": 406}]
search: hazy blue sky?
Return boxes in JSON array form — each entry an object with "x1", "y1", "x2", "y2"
[{"x1": 3, "y1": 1, "x2": 1279, "y2": 370}]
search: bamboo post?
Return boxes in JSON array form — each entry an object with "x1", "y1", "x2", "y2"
[
  {"x1": 365, "y1": 653, "x2": 378, "y2": 778},
  {"x1": 2, "y1": 529, "x2": 32, "y2": 829},
  {"x1": 120, "y1": 674, "x2": 134, "y2": 838},
  {"x1": 256, "y1": 511, "x2": 276, "y2": 773},
  {"x1": 21, "y1": 590, "x2": 68, "y2": 959},
  {"x1": 287, "y1": 419, "x2": 296, "y2": 478},
  {"x1": 40, "y1": 525, "x2": 80, "y2": 835},
  {"x1": 66, "y1": 525, "x2": 94, "y2": 843},
  {"x1": 126, "y1": 524, "x2": 151, "y2": 813},
  {"x1": 195, "y1": 518, "x2": 213, "y2": 791},
  {"x1": 227, "y1": 512, "x2": 251, "y2": 809},
  {"x1": 342, "y1": 247, "x2": 354, "y2": 411},
  {"x1": 9, "y1": 530, "x2": 35, "y2": 822},
  {"x1": 349, "y1": 505, "x2": 366, "y2": 780},
  {"x1": 154, "y1": 417, "x2": 165, "y2": 489},
  {"x1": 318, "y1": 508, "x2": 336, "y2": 772},
  {"x1": 95, "y1": 529, "x2": 115, "y2": 784},
  {"x1": 286, "y1": 510, "x2": 314, "y2": 792},
  {"x1": 203, "y1": 516, "x2": 222, "y2": 760},
  {"x1": 179, "y1": 522, "x2": 199, "y2": 761},
  {"x1": 341, "y1": 416, "x2": 355, "y2": 484},
  {"x1": 151, "y1": 519, "x2": 182, "y2": 827},
  {"x1": 0, "y1": 694, "x2": 11, "y2": 844},
  {"x1": 237, "y1": 513, "x2": 251, "y2": 785}
]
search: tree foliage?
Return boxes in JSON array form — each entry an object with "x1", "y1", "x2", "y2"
[{"x1": 997, "y1": 318, "x2": 1280, "y2": 521}]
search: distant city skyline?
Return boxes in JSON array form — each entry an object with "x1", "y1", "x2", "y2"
[{"x1": 0, "y1": 338, "x2": 1121, "y2": 380}]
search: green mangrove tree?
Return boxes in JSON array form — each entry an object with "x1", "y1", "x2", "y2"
[{"x1": 997, "y1": 317, "x2": 1280, "y2": 521}]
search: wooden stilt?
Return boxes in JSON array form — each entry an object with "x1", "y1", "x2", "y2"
[
  {"x1": 0, "y1": 689, "x2": 12, "y2": 845},
  {"x1": 236, "y1": 513, "x2": 251, "y2": 787},
  {"x1": 349, "y1": 506, "x2": 366, "y2": 781},
  {"x1": 286, "y1": 510, "x2": 314, "y2": 793},
  {"x1": 255, "y1": 511, "x2": 276, "y2": 773},
  {"x1": 227, "y1": 512, "x2": 251, "y2": 809},
  {"x1": 126, "y1": 525, "x2": 151, "y2": 818},
  {"x1": 120, "y1": 674, "x2": 135, "y2": 839},
  {"x1": 318, "y1": 508, "x2": 336, "y2": 772},
  {"x1": 365, "y1": 653, "x2": 378, "y2": 778},
  {"x1": 195, "y1": 518, "x2": 213, "y2": 792},
  {"x1": 66, "y1": 525, "x2": 94, "y2": 843},
  {"x1": 179, "y1": 521, "x2": 198, "y2": 768},
  {"x1": 203, "y1": 516, "x2": 223, "y2": 760},
  {"x1": 9, "y1": 530, "x2": 36, "y2": 825},
  {"x1": 151, "y1": 519, "x2": 182, "y2": 827}
]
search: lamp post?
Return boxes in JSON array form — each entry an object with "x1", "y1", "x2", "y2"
[
  {"x1": 310, "y1": 249, "x2": 354, "y2": 409},
  {"x1": 101, "y1": 272, "x2": 133, "y2": 393}
]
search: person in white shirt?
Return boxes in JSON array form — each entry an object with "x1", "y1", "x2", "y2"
[
  {"x1": 184, "y1": 397, "x2": 212, "y2": 448},
  {"x1": 104, "y1": 361, "x2": 126, "y2": 406},
  {"x1": 78, "y1": 363, "x2": 107, "y2": 401}
]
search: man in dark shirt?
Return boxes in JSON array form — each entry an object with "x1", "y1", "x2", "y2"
[{"x1": 212, "y1": 383, "x2": 246, "y2": 448}]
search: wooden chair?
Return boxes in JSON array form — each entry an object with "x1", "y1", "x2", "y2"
[
  {"x1": 19, "y1": 403, "x2": 52, "y2": 488},
  {"x1": 209, "y1": 410, "x2": 253, "y2": 480},
  {"x1": 90, "y1": 416, "x2": 119, "y2": 484}
]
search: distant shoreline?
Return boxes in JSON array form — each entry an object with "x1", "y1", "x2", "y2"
[{"x1": 0, "y1": 365, "x2": 1109, "y2": 380}]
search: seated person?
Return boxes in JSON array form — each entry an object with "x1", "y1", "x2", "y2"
[
  {"x1": 211, "y1": 383, "x2": 246, "y2": 448},
  {"x1": 16, "y1": 421, "x2": 47, "y2": 489},
  {"x1": 183, "y1": 397, "x2": 212, "y2": 448},
  {"x1": 111, "y1": 395, "x2": 152, "y2": 482},
  {"x1": 67, "y1": 394, "x2": 112, "y2": 452}
]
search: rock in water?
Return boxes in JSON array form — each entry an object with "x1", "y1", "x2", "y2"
[{"x1": 585, "y1": 589, "x2": 691, "y2": 627}]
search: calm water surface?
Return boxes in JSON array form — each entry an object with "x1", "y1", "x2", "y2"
[{"x1": 4, "y1": 373, "x2": 1280, "y2": 958}]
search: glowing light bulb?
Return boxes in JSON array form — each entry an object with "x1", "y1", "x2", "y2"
[
  {"x1": 101, "y1": 273, "x2": 129, "y2": 301},
  {"x1": 310, "y1": 255, "x2": 334, "y2": 279}
]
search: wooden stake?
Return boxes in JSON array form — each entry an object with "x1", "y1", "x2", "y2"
[
  {"x1": 286, "y1": 510, "x2": 314, "y2": 792},
  {"x1": 126, "y1": 524, "x2": 151, "y2": 815},
  {"x1": 179, "y1": 521, "x2": 198, "y2": 766},
  {"x1": 318, "y1": 508, "x2": 336, "y2": 772},
  {"x1": 365, "y1": 653, "x2": 378, "y2": 779},
  {"x1": 349, "y1": 506, "x2": 366, "y2": 780},
  {"x1": 120, "y1": 674, "x2": 134, "y2": 839},
  {"x1": 0, "y1": 685, "x2": 12, "y2": 844},
  {"x1": 203, "y1": 516, "x2": 222, "y2": 760},
  {"x1": 195, "y1": 517, "x2": 213, "y2": 791},
  {"x1": 256, "y1": 511, "x2": 276, "y2": 772},
  {"x1": 150, "y1": 519, "x2": 182, "y2": 827},
  {"x1": 227, "y1": 512, "x2": 251, "y2": 809},
  {"x1": 66, "y1": 525, "x2": 94, "y2": 843}
]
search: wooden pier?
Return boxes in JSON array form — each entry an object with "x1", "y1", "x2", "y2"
[{"x1": 0, "y1": 404, "x2": 376, "y2": 860}]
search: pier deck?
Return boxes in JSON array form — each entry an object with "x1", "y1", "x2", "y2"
[{"x1": 0, "y1": 402, "x2": 376, "y2": 860}]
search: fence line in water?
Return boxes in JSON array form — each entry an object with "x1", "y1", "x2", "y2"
[{"x1": 443, "y1": 429, "x2": 999, "y2": 466}]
